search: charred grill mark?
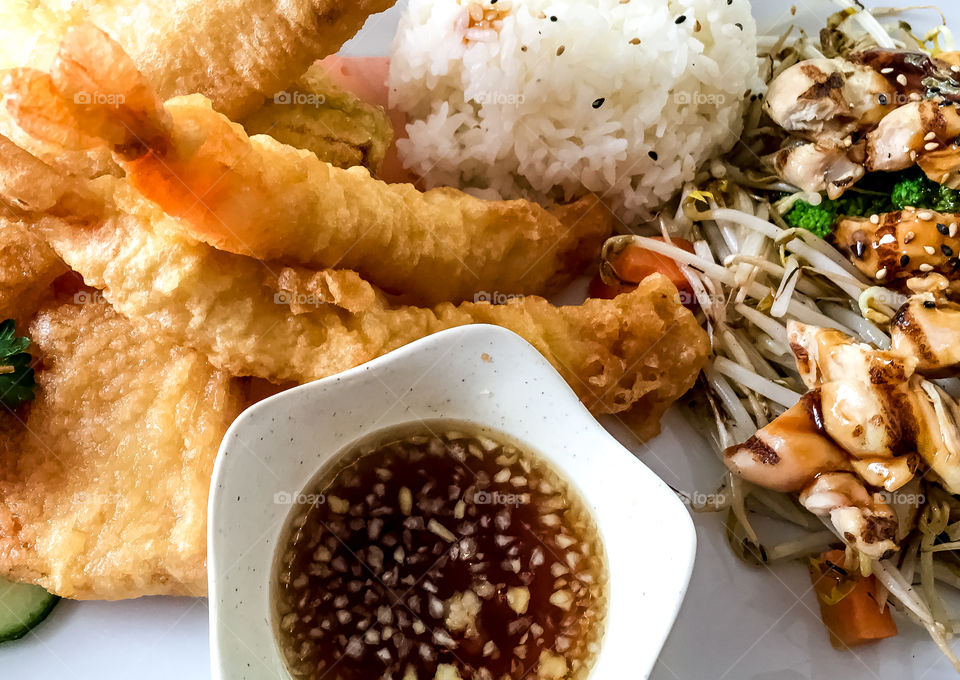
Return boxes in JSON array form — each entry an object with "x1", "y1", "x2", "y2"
[
  {"x1": 873, "y1": 223, "x2": 902, "y2": 272},
  {"x1": 731, "y1": 436, "x2": 780, "y2": 466},
  {"x1": 799, "y1": 70, "x2": 845, "y2": 103},
  {"x1": 833, "y1": 175, "x2": 855, "y2": 189},
  {"x1": 790, "y1": 341, "x2": 811, "y2": 377},
  {"x1": 801, "y1": 389, "x2": 827, "y2": 434},
  {"x1": 887, "y1": 384, "x2": 918, "y2": 457},
  {"x1": 862, "y1": 515, "x2": 898, "y2": 544},
  {"x1": 867, "y1": 357, "x2": 909, "y2": 385},
  {"x1": 892, "y1": 306, "x2": 940, "y2": 367}
]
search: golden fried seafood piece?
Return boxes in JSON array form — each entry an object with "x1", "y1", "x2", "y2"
[
  {"x1": 13, "y1": 173, "x2": 704, "y2": 435},
  {"x1": 799, "y1": 472, "x2": 898, "y2": 559},
  {"x1": 833, "y1": 209, "x2": 960, "y2": 291},
  {"x1": 0, "y1": 218, "x2": 66, "y2": 326},
  {"x1": 0, "y1": 1, "x2": 397, "y2": 120},
  {"x1": 891, "y1": 294, "x2": 960, "y2": 376},
  {"x1": 723, "y1": 390, "x2": 853, "y2": 494},
  {"x1": 763, "y1": 58, "x2": 895, "y2": 147},
  {"x1": 0, "y1": 300, "x2": 244, "y2": 599},
  {"x1": 240, "y1": 62, "x2": 393, "y2": 173},
  {"x1": 1, "y1": 26, "x2": 611, "y2": 306},
  {"x1": 866, "y1": 99, "x2": 960, "y2": 174}
]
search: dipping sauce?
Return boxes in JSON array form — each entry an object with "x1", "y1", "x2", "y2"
[{"x1": 274, "y1": 425, "x2": 607, "y2": 680}]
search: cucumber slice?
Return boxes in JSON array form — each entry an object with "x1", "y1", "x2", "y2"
[{"x1": 0, "y1": 578, "x2": 59, "y2": 642}]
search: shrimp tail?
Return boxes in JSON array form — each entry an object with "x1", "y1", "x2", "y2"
[{"x1": 1, "y1": 24, "x2": 171, "y2": 161}]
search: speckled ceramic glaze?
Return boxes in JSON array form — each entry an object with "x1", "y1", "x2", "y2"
[{"x1": 207, "y1": 324, "x2": 695, "y2": 680}]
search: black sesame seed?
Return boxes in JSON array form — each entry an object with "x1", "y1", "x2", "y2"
[
  {"x1": 939, "y1": 223, "x2": 950, "y2": 235},
  {"x1": 550, "y1": 15, "x2": 557, "y2": 22},
  {"x1": 735, "y1": 22, "x2": 743, "y2": 30},
  {"x1": 924, "y1": 300, "x2": 937, "y2": 309},
  {"x1": 675, "y1": 15, "x2": 687, "y2": 24},
  {"x1": 592, "y1": 98, "x2": 605, "y2": 109},
  {"x1": 944, "y1": 244, "x2": 955, "y2": 257},
  {"x1": 900, "y1": 254, "x2": 911, "y2": 267},
  {"x1": 648, "y1": 151, "x2": 658, "y2": 160}
]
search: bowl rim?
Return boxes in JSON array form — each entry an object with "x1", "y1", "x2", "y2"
[{"x1": 208, "y1": 324, "x2": 696, "y2": 680}]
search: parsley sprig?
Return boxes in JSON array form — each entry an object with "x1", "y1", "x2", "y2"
[{"x1": 0, "y1": 320, "x2": 36, "y2": 408}]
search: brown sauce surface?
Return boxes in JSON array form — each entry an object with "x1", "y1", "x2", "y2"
[{"x1": 274, "y1": 425, "x2": 607, "y2": 680}]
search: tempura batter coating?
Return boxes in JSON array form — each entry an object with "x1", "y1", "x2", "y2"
[
  {"x1": 0, "y1": 300, "x2": 243, "y2": 599},
  {"x1": 1, "y1": 27, "x2": 612, "y2": 306},
  {"x1": 0, "y1": 218, "x2": 66, "y2": 326},
  {"x1": 0, "y1": 0, "x2": 397, "y2": 119},
  {"x1": 22, "y1": 175, "x2": 705, "y2": 432}
]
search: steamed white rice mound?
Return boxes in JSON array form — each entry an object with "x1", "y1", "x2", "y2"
[{"x1": 389, "y1": 0, "x2": 764, "y2": 223}]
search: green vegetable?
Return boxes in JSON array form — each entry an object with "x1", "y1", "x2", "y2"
[
  {"x1": 783, "y1": 200, "x2": 837, "y2": 238},
  {"x1": 0, "y1": 320, "x2": 36, "y2": 409},
  {"x1": 890, "y1": 173, "x2": 933, "y2": 210},
  {"x1": 782, "y1": 169, "x2": 960, "y2": 238},
  {"x1": 0, "y1": 578, "x2": 59, "y2": 643},
  {"x1": 889, "y1": 171, "x2": 960, "y2": 212},
  {"x1": 782, "y1": 192, "x2": 889, "y2": 238}
]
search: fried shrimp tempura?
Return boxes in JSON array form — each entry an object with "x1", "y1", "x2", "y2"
[
  {"x1": 0, "y1": 0, "x2": 397, "y2": 120},
  {"x1": 0, "y1": 300, "x2": 244, "y2": 599},
  {"x1": 240, "y1": 62, "x2": 394, "y2": 173},
  {"x1": 0, "y1": 137, "x2": 706, "y2": 433},
  {"x1": 2, "y1": 25, "x2": 612, "y2": 306}
]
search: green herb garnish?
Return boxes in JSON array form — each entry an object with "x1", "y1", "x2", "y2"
[{"x1": 0, "y1": 320, "x2": 36, "y2": 408}]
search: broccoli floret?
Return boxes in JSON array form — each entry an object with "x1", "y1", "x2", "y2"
[
  {"x1": 933, "y1": 183, "x2": 960, "y2": 214},
  {"x1": 781, "y1": 170, "x2": 960, "y2": 238},
  {"x1": 831, "y1": 192, "x2": 890, "y2": 219},
  {"x1": 783, "y1": 200, "x2": 836, "y2": 238},
  {"x1": 891, "y1": 174, "x2": 935, "y2": 210}
]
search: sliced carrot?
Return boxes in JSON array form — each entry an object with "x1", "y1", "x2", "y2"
[
  {"x1": 591, "y1": 237, "x2": 696, "y2": 307},
  {"x1": 809, "y1": 550, "x2": 898, "y2": 649},
  {"x1": 588, "y1": 275, "x2": 637, "y2": 300}
]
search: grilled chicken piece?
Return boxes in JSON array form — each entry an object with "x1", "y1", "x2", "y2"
[
  {"x1": 767, "y1": 141, "x2": 864, "y2": 199},
  {"x1": 764, "y1": 58, "x2": 895, "y2": 147},
  {"x1": 891, "y1": 295, "x2": 960, "y2": 376},
  {"x1": 917, "y1": 146, "x2": 960, "y2": 191},
  {"x1": 866, "y1": 99, "x2": 960, "y2": 173},
  {"x1": 788, "y1": 321, "x2": 919, "y2": 461},
  {"x1": 851, "y1": 49, "x2": 960, "y2": 104},
  {"x1": 849, "y1": 455, "x2": 920, "y2": 492},
  {"x1": 790, "y1": 322, "x2": 960, "y2": 494},
  {"x1": 788, "y1": 322, "x2": 878, "y2": 389},
  {"x1": 833, "y1": 209, "x2": 960, "y2": 289},
  {"x1": 799, "y1": 472, "x2": 898, "y2": 559},
  {"x1": 723, "y1": 390, "x2": 852, "y2": 493}
]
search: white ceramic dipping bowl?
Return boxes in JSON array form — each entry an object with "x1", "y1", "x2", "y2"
[{"x1": 208, "y1": 324, "x2": 696, "y2": 680}]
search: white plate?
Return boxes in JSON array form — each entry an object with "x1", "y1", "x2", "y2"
[{"x1": 2, "y1": 0, "x2": 958, "y2": 677}]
